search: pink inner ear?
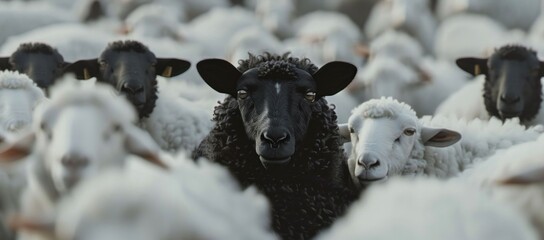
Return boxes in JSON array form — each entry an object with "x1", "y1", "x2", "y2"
[
  {"x1": 8, "y1": 215, "x2": 55, "y2": 236},
  {"x1": 0, "y1": 146, "x2": 30, "y2": 162},
  {"x1": 139, "y1": 152, "x2": 168, "y2": 170}
]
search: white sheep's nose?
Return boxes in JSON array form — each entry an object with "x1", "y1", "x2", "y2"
[
  {"x1": 357, "y1": 153, "x2": 381, "y2": 170},
  {"x1": 61, "y1": 153, "x2": 90, "y2": 170}
]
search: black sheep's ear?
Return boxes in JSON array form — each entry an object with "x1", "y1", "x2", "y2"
[
  {"x1": 456, "y1": 57, "x2": 488, "y2": 76},
  {"x1": 196, "y1": 58, "x2": 241, "y2": 95},
  {"x1": 156, "y1": 58, "x2": 191, "y2": 78},
  {"x1": 63, "y1": 59, "x2": 100, "y2": 80},
  {"x1": 313, "y1": 61, "x2": 357, "y2": 97},
  {"x1": 0, "y1": 57, "x2": 11, "y2": 70}
]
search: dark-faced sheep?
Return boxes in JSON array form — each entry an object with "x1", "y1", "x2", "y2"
[
  {"x1": 193, "y1": 53, "x2": 359, "y2": 240},
  {"x1": 0, "y1": 42, "x2": 70, "y2": 92},
  {"x1": 436, "y1": 45, "x2": 544, "y2": 126},
  {"x1": 65, "y1": 40, "x2": 211, "y2": 153}
]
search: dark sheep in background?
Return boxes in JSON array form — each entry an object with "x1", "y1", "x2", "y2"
[
  {"x1": 194, "y1": 53, "x2": 359, "y2": 240},
  {"x1": 0, "y1": 42, "x2": 70, "y2": 92},
  {"x1": 64, "y1": 40, "x2": 190, "y2": 119},
  {"x1": 456, "y1": 45, "x2": 544, "y2": 123}
]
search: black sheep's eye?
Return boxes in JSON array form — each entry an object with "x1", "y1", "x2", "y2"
[
  {"x1": 403, "y1": 128, "x2": 416, "y2": 136},
  {"x1": 237, "y1": 89, "x2": 248, "y2": 100},
  {"x1": 305, "y1": 91, "x2": 316, "y2": 102}
]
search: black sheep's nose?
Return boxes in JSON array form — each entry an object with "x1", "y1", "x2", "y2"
[
  {"x1": 61, "y1": 153, "x2": 89, "y2": 169},
  {"x1": 261, "y1": 129, "x2": 290, "y2": 148},
  {"x1": 121, "y1": 83, "x2": 143, "y2": 94},
  {"x1": 500, "y1": 94, "x2": 520, "y2": 104}
]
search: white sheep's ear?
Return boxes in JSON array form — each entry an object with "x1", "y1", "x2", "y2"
[
  {"x1": 0, "y1": 131, "x2": 35, "y2": 162},
  {"x1": 421, "y1": 127, "x2": 461, "y2": 147},
  {"x1": 123, "y1": 125, "x2": 168, "y2": 169},
  {"x1": 8, "y1": 214, "x2": 55, "y2": 237},
  {"x1": 497, "y1": 165, "x2": 544, "y2": 185},
  {"x1": 338, "y1": 123, "x2": 351, "y2": 144}
]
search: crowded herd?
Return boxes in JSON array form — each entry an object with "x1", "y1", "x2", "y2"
[{"x1": 0, "y1": 0, "x2": 543, "y2": 239}]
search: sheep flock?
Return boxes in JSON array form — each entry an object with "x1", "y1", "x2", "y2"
[{"x1": 0, "y1": 0, "x2": 544, "y2": 239}]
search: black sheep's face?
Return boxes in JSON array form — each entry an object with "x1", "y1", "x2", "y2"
[
  {"x1": 197, "y1": 58, "x2": 357, "y2": 168},
  {"x1": 98, "y1": 51, "x2": 156, "y2": 111},
  {"x1": 487, "y1": 57, "x2": 541, "y2": 119},
  {"x1": 63, "y1": 40, "x2": 191, "y2": 118},
  {"x1": 236, "y1": 69, "x2": 317, "y2": 166},
  {"x1": 2, "y1": 52, "x2": 67, "y2": 90},
  {"x1": 456, "y1": 47, "x2": 544, "y2": 122}
]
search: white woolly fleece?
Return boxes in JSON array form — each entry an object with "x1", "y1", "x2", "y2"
[
  {"x1": 54, "y1": 156, "x2": 277, "y2": 240},
  {"x1": 458, "y1": 135, "x2": 544, "y2": 238},
  {"x1": 139, "y1": 87, "x2": 213, "y2": 153},
  {"x1": 317, "y1": 178, "x2": 538, "y2": 240}
]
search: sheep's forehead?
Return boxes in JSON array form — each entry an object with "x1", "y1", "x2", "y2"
[
  {"x1": 39, "y1": 104, "x2": 115, "y2": 131},
  {"x1": 350, "y1": 98, "x2": 418, "y2": 132}
]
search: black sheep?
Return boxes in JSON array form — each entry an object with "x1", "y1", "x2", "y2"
[
  {"x1": 456, "y1": 45, "x2": 544, "y2": 123},
  {"x1": 0, "y1": 42, "x2": 70, "y2": 92},
  {"x1": 194, "y1": 53, "x2": 359, "y2": 240},
  {"x1": 64, "y1": 40, "x2": 190, "y2": 118}
]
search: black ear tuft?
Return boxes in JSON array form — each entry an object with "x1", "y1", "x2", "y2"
[
  {"x1": 63, "y1": 59, "x2": 100, "y2": 80},
  {"x1": 0, "y1": 57, "x2": 11, "y2": 70},
  {"x1": 196, "y1": 59, "x2": 241, "y2": 95},
  {"x1": 313, "y1": 61, "x2": 357, "y2": 96},
  {"x1": 156, "y1": 58, "x2": 191, "y2": 78},
  {"x1": 456, "y1": 57, "x2": 488, "y2": 76}
]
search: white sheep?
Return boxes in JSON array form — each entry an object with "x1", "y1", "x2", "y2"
[
  {"x1": 0, "y1": 23, "x2": 115, "y2": 62},
  {"x1": 123, "y1": 2, "x2": 186, "y2": 40},
  {"x1": 349, "y1": 55, "x2": 466, "y2": 116},
  {"x1": 436, "y1": 0, "x2": 541, "y2": 30},
  {"x1": 457, "y1": 134, "x2": 544, "y2": 238},
  {"x1": 434, "y1": 14, "x2": 526, "y2": 62},
  {"x1": 0, "y1": 70, "x2": 46, "y2": 133},
  {"x1": 316, "y1": 178, "x2": 539, "y2": 240},
  {"x1": 364, "y1": 0, "x2": 437, "y2": 54},
  {"x1": 180, "y1": 7, "x2": 261, "y2": 58},
  {"x1": 0, "y1": 80, "x2": 167, "y2": 240},
  {"x1": 339, "y1": 97, "x2": 543, "y2": 187},
  {"x1": 226, "y1": 26, "x2": 284, "y2": 65},
  {"x1": 366, "y1": 30, "x2": 424, "y2": 68},
  {"x1": 9, "y1": 155, "x2": 277, "y2": 240},
  {"x1": 0, "y1": 1, "x2": 74, "y2": 46},
  {"x1": 284, "y1": 11, "x2": 364, "y2": 67},
  {"x1": 251, "y1": 0, "x2": 295, "y2": 39}
]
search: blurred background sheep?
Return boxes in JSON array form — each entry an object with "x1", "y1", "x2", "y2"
[{"x1": 0, "y1": 0, "x2": 543, "y2": 239}]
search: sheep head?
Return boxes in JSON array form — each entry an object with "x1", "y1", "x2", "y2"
[
  {"x1": 0, "y1": 82, "x2": 167, "y2": 195},
  {"x1": 339, "y1": 97, "x2": 460, "y2": 187},
  {"x1": 456, "y1": 45, "x2": 544, "y2": 122},
  {"x1": 64, "y1": 40, "x2": 191, "y2": 119},
  {"x1": 197, "y1": 53, "x2": 356, "y2": 169},
  {"x1": 0, "y1": 43, "x2": 71, "y2": 93}
]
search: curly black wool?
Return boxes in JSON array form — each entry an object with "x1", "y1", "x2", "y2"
[{"x1": 193, "y1": 54, "x2": 358, "y2": 240}]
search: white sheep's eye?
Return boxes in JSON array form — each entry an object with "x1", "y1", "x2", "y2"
[
  {"x1": 349, "y1": 127, "x2": 355, "y2": 133},
  {"x1": 305, "y1": 91, "x2": 316, "y2": 102},
  {"x1": 237, "y1": 89, "x2": 248, "y2": 100},
  {"x1": 403, "y1": 128, "x2": 416, "y2": 136}
]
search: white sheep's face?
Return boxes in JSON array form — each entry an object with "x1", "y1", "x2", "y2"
[
  {"x1": 0, "y1": 89, "x2": 35, "y2": 133},
  {"x1": 38, "y1": 105, "x2": 126, "y2": 193},
  {"x1": 341, "y1": 109, "x2": 461, "y2": 187},
  {"x1": 346, "y1": 114, "x2": 421, "y2": 186}
]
